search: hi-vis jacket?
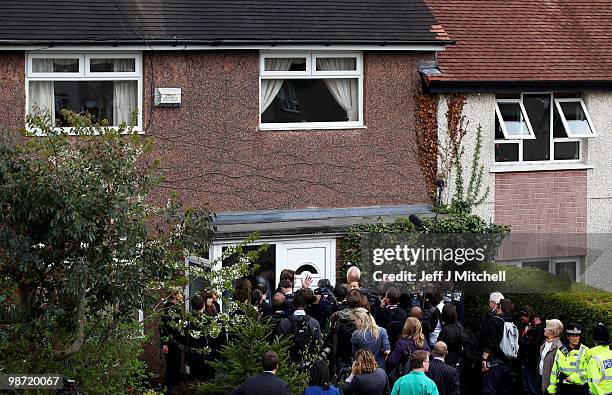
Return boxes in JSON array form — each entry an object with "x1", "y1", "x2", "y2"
[
  {"x1": 587, "y1": 344, "x2": 612, "y2": 395},
  {"x1": 548, "y1": 343, "x2": 589, "y2": 393}
]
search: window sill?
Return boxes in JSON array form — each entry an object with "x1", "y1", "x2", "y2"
[
  {"x1": 490, "y1": 162, "x2": 593, "y2": 173},
  {"x1": 28, "y1": 127, "x2": 144, "y2": 136},
  {"x1": 259, "y1": 124, "x2": 367, "y2": 132}
]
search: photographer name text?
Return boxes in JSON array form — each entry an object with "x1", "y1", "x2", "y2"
[{"x1": 372, "y1": 270, "x2": 506, "y2": 283}]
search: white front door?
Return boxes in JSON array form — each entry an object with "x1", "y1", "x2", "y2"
[{"x1": 277, "y1": 239, "x2": 336, "y2": 290}]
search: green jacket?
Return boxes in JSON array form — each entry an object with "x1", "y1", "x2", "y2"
[{"x1": 548, "y1": 343, "x2": 589, "y2": 393}]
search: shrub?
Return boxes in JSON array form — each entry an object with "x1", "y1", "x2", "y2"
[
  {"x1": 198, "y1": 310, "x2": 310, "y2": 395},
  {"x1": 63, "y1": 319, "x2": 149, "y2": 394},
  {"x1": 464, "y1": 266, "x2": 611, "y2": 345}
]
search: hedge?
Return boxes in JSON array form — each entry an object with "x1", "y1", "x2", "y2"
[{"x1": 465, "y1": 262, "x2": 611, "y2": 344}]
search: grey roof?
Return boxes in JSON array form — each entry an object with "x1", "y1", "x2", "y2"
[
  {"x1": 213, "y1": 205, "x2": 432, "y2": 239},
  {"x1": 0, "y1": 0, "x2": 446, "y2": 46}
]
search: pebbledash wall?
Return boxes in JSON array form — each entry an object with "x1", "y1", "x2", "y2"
[
  {"x1": 0, "y1": 52, "x2": 26, "y2": 132},
  {"x1": 141, "y1": 50, "x2": 432, "y2": 213},
  {"x1": 0, "y1": 50, "x2": 432, "y2": 212},
  {"x1": 438, "y1": 92, "x2": 612, "y2": 291}
]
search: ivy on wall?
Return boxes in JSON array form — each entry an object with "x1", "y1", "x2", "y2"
[{"x1": 414, "y1": 93, "x2": 439, "y2": 197}]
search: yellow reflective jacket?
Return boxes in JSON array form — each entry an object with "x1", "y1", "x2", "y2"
[
  {"x1": 548, "y1": 343, "x2": 589, "y2": 393},
  {"x1": 587, "y1": 344, "x2": 612, "y2": 395}
]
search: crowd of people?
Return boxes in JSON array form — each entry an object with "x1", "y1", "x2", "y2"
[{"x1": 160, "y1": 267, "x2": 612, "y2": 395}]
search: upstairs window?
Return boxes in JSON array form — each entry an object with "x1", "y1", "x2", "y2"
[
  {"x1": 26, "y1": 53, "x2": 142, "y2": 130},
  {"x1": 259, "y1": 52, "x2": 363, "y2": 130},
  {"x1": 554, "y1": 98, "x2": 595, "y2": 138},
  {"x1": 495, "y1": 93, "x2": 594, "y2": 163}
]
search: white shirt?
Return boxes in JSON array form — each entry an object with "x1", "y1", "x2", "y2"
[
  {"x1": 540, "y1": 340, "x2": 554, "y2": 375},
  {"x1": 429, "y1": 301, "x2": 445, "y2": 346}
]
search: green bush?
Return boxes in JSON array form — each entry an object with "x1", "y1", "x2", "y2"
[
  {"x1": 341, "y1": 217, "x2": 416, "y2": 270},
  {"x1": 63, "y1": 319, "x2": 149, "y2": 394},
  {"x1": 465, "y1": 282, "x2": 611, "y2": 346},
  {"x1": 198, "y1": 310, "x2": 310, "y2": 395},
  {"x1": 341, "y1": 213, "x2": 509, "y2": 273}
]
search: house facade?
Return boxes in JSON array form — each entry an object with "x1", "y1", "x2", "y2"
[
  {"x1": 424, "y1": 0, "x2": 612, "y2": 291},
  {"x1": 0, "y1": 1, "x2": 452, "y2": 291}
]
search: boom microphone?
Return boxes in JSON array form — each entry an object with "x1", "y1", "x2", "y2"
[{"x1": 409, "y1": 214, "x2": 425, "y2": 231}]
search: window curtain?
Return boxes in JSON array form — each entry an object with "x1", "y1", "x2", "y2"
[
  {"x1": 260, "y1": 58, "x2": 292, "y2": 114},
  {"x1": 113, "y1": 59, "x2": 137, "y2": 126},
  {"x1": 317, "y1": 58, "x2": 359, "y2": 121},
  {"x1": 28, "y1": 59, "x2": 55, "y2": 123}
]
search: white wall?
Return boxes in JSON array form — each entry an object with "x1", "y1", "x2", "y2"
[
  {"x1": 437, "y1": 93, "x2": 496, "y2": 222},
  {"x1": 583, "y1": 92, "x2": 612, "y2": 233},
  {"x1": 582, "y1": 92, "x2": 612, "y2": 292}
]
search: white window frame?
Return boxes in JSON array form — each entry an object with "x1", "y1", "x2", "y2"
[
  {"x1": 259, "y1": 51, "x2": 364, "y2": 131},
  {"x1": 85, "y1": 53, "x2": 142, "y2": 78},
  {"x1": 495, "y1": 99, "x2": 535, "y2": 140},
  {"x1": 494, "y1": 93, "x2": 584, "y2": 164},
  {"x1": 28, "y1": 53, "x2": 83, "y2": 78},
  {"x1": 554, "y1": 98, "x2": 596, "y2": 138},
  {"x1": 25, "y1": 51, "x2": 143, "y2": 134}
]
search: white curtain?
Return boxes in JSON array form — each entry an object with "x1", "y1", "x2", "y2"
[
  {"x1": 113, "y1": 59, "x2": 137, "y2": 126},
  {"x1": 28, "y1": 59, "x2": 54, "y2": 122},
  {"x1": 318, "y1": 58, "x2": 359, "y2": 121},
  {"x1": 260, "y1": 58, "x2": 292, "y2": 114}
]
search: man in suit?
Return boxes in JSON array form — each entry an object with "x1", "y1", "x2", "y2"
[
  {"x1": 230, "y1": 351, "x2": 290, "y2": 395},
  {"x1": 426, "y1": 342, "x2": 460, "y2": 395}
]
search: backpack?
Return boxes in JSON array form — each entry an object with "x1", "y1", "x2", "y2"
[
  {"x1": 288, "y1": 314, "x2": 314, "y2": 358},
  {"x1": 422, "y1": 305, "x2": 440, "y2": 335},
  {"x1": 454, "y1": 325, "x2": 479, "y2": 369},
  {"x1": 496, "y1": 316, "x2": 519, "y2": 359},
  {"x1": 388, "y1": 348, "x2": 412, "y2": 385}
]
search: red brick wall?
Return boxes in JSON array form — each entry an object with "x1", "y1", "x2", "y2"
[
  {"x1": 494, "y1": 170, "x2": 587, "y2": 232},
  {"x1": 0, "y1": 52, "x2": 25, "y2": 132},
  {"x1": 143, "y1": 50, "x2": 432, "y2": 212}
]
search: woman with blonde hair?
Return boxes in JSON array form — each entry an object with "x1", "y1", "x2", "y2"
[
  {"x1": 341, "y1": 349, "x2": 390, "y2": 395},
  {"x1": 351, "y1": 307, "x2": 391, "y2": 368},
  {"x1": 540, "y1": 319, "x2": 563, "y2": 394},
  {"x1": 386, "y1": 317, "x2": 431, "y2": 372}
]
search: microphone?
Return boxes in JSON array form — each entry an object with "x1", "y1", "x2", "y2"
[
  {"x1": 409, "y1": 214, "x2": 425, "y2": 231},
  {"x1": 435, "y1": 178, "x2": 445, "y2": 188}
]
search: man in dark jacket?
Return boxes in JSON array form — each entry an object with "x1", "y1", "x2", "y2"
[
  {"x1": 160, "y1": 289, "x2": 185, "y2": 393},
  {"x1": 427, "y1": 341, "x2": 460, "y2": 395},
  {"x1": 375, "y1": 287, "x2": 408, "y2": 330},
  {"x1": 229, "y1": 351, "x2": 290, "y2": 395},
  {"x1": 186, "y1": 295, "x2": 210, "y2": 381},
  {"x1": 481, "y1": 298, "x2": 515, "y2": 395},
  {"x1": 517, "y1": 306, "x2": 544, "y2": 395},
  {"x1": 278, "y1": 294, "x2": 321, "y2": 361}
]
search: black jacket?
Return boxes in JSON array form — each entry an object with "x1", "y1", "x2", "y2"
[
  {"x1": 518, "y1": 318, "x2": 545, "y2": 367},
  {"x1": 437, "y1": 322, "x2": 464, "y2": 367},
  {"x1": 229, "y1": 372, "x2": 290, "y2": 395},
  {"x1": 375, "y1": 305, "x2": 408, "y2": 330},
  {"x1": 482, "y1": 312, "x2": 513, "y2": 362},
  {"x1": 426, "y1": 359, "x2": 460, "y2": 395},
  {"x1": 160, "y1": 300, "x2": 185, "y2": 350}
]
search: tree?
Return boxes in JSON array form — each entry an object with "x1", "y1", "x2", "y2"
[{"x1": 0, "y1": 110, "x2": 214, "y2": 372}]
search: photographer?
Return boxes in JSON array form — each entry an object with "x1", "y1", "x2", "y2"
[{"x1": 310, "y1": 279, "x2": 339, "y2": 330}]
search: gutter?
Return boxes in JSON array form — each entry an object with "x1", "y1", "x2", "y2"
[{"x1": 425, "y1": 79, "x2": 612, "y2": 93}]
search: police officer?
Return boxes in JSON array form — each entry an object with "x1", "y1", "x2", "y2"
[
  {"x1": 548, "y1": 323, "x2": 589, "y2": 395},
  {"x1": 586, "y1": 323, "x2": 611, "y2": 395}
]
